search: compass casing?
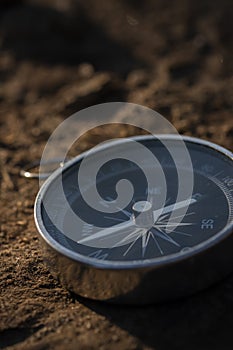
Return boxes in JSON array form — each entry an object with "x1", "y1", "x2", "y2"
[
  {"x1": 38, "y1": 225, "x2": 233, "y2": 304},
  {"x1": 35, "y1": 135, "x2": 233, "y2": 304}
]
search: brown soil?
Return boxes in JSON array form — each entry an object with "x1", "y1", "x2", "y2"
[{"x1": 0, "y1": 0, "x2": 233, "y2": 349}]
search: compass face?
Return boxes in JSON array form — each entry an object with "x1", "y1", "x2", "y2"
[{"x1": 36, "y1": 136, "x2": 233, "y2": 266}]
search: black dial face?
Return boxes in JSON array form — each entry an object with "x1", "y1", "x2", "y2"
[{"x1": 39, "y1": 137, "x2": 233, "y2": 265}]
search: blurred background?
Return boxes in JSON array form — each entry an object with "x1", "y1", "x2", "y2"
[
  {"x1": 0, "y1": 0, "x2": 232, "y2": 154},
  {"x1": 0, "y1": 1, "x2": 233, "y2": 349}
]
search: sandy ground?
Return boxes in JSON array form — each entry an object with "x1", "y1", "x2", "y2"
[{"x1": 0, "y1": 0, "x2": 233, "y2": 349}]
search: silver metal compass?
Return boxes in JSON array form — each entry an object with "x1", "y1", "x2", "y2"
[{"x1": 34, "y1": 135, "x2": 233, "y2": 304}]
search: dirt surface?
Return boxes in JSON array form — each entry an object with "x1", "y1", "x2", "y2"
[{"x1": 0, "y1": 0, "x2": 233, "y2": 349}]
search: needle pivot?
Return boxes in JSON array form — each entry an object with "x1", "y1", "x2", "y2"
[{"x1": 132, "y1": 201, "x2": 154, "y2": 228}]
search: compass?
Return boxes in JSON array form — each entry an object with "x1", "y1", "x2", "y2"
[{"x1": 34, "y1": 135, "x2": 233, "y2": 304}]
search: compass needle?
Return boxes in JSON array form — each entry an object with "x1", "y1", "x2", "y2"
[
  {"x1": 154, "y1": 222, "x2": 194, "y2": 228},
  {"x1": 153, "y1": 198, "x2": 197, "y2": 221},
  {"x1": 77, "y1": 220, "x2": 134, "y2": 244}
]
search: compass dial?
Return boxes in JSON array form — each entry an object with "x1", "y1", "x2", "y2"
[
  {"x1": 35, "y1": 135, "x2": 233, "y2": 303},
  {"x1": 37, "y1": 136, "x2": 233, "y2": 267}
]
